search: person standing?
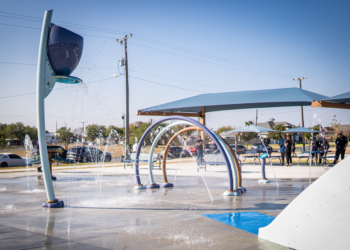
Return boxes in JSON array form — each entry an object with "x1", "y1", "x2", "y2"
[
  {"x1": 319, "y1": 138, "x2": 330, "y2": 164},
  {"x1": 284, "y1": 135, "x2": 293, "y2": 166},
  {"x1": 292, "y1": 140, "x2": 296, "y2": 157},
  {"x1": 311, "y1": 137, "x2": 320, "y2": 164},
  {"x1": 263, "y1": 138, "x2": 272, "y2": 156},
  {"x1": 196, "y1": 136, "x2": 204, "y2": 163},
  {"x1": 333, "y1": 132, "x2": 348, "y2": 164},
  {"x1": 279, "y1": 134, "x2": 286, "y2": 166}
]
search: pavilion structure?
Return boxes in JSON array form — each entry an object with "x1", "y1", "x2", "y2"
[{"x1": 137, "y1": 87, "x2": 330, "y2": 130}]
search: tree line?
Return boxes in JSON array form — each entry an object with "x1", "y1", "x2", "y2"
[{"x1": 0, "y1": 122, "x2": 37, "y2": 148}]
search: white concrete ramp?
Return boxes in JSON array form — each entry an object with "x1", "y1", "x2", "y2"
[{"x1": 259, "y1": 157, "x2": 350, "y2": 250}]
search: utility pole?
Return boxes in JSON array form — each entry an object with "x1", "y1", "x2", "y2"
[
  {"x1": 256, "y1": 109, "x2": 258, "y2": 125},
  {"x1": 293, "y1": 77, "x2": 307, "y2": 150},
  {"x1": 122, "y1": 114, "x2": 126, "y2": 157},
  {"x1": 117, "y1": 34, "x2": 132, "y2": 158}
]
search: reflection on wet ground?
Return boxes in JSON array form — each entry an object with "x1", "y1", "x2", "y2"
[{"x1": 0, "y1": 174, "x2": 312, "y2": 249}]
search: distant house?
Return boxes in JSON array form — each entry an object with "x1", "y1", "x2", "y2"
[
  {"x1": 46, "y1": 133, "x2": 59, "y2": 143},
  {"x1": 257, "y1": 119, "x2": 294, "y2": 130},
  {"x1": 320, "y1": 127, "x2": 334, "y2": 139},
  {"x1": 339, "y1": 125, "x2": 350, "y2": 134},
  {"x1": 257, "y1": 118, "x2": 301, "y2": 143}
]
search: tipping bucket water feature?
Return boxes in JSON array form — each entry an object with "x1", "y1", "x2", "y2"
[{"x1": 36, "y1": 9, "x2": 83, "y2": 208}]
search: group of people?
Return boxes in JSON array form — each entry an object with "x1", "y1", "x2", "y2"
[
  {"x1": 278, "y1": 135, "x2": 295, "y2": 166},
  {"x1": 183, "y1": 133, "x2": 348, "y2": 166},
  {"x1": 277, "y1": 132, "x2": 347, "y2": 166},
  {"x1": 311, "y1": 137, "x2": 330, "y2": 163}
]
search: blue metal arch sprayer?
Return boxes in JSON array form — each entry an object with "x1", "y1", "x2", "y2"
[
  {"x1": 134, "y1": 116, "x2": 237, "y2": 195},
  {"x1": 36, "y1": 10, "x2": 83, "y2": 208}
]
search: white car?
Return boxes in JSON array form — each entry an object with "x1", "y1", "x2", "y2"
[{"x1": 0, "y1": 153, "x2": 26, "y2": 167}]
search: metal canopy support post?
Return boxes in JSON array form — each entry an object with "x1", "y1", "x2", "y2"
[
  {"x1": 37, "y1": 10, "x2": 56, "y2": 203},
  {"x1": 235, "y1": 133, "x2": 238, "y2": 160},
  {"x1": 200, "y1": 106, "x2": 206, "y2": 143}
]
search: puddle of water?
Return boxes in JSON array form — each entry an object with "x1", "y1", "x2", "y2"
[{"x1": 202, "y1": 212, "x2": 274, "y2": 235}]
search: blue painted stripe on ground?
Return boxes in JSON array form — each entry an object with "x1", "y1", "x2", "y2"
[{"x1": 202, "y1": 212, "x2": 274, "y2": 235}]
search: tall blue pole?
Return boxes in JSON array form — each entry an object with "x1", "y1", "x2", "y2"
[{"x1": 36, "y1": 10, "x2": 57, "y2": 203}]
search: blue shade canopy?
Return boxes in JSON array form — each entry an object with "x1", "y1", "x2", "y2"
[
  {"x1": 48, "y1": 24, "x2": 84, "y2": 76},
  {"x1": 140, "y1": 88, "x2": 329, "y2": 113},
  {"x1": 246, "y1": 125, "x2": 276, "y2": 133},
  {"x1": 221, "y1": 125, "x2": 275, "y2": 137},
  {"x1": 281, "y1": 127, "x2": 319, "y2": 133},
  {"x1": 327, "y1": 91, "x2": 350, "y2": 104}
]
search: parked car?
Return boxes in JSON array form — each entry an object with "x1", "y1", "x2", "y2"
[
  {"x1": 31, "y1": 145, "x2": 67, "y2": 159},
  {"x1": 0, "y1": 153, "x2": 26, "y2": 167},
  {"x1": 205, "y1": 143, "x2": 218, "y2": 150},
  {"x1": 160, "y1": 146, "x2": 191, "y2": 159},
  {"x1": 186, "y1": 143, "x2": 216, "y2": 155},
  {"x1": 185, "y1": 146, "x2": 197, "y2": 154},
  {"x1": 251, "y1": 143, "x2": 272, "y2": 151},
  {"x1": 66, "y1": 146, "x2": 112, "y2": 163},
  {"x1": 204, "y1": 148, "x2": 220, "y2": 154},
  {"x1": 229, "y1": 144, "x2": 247, "y2": 154},
  {"x1": 48, "y1": 146, "x2": 67, "y2": 159}
]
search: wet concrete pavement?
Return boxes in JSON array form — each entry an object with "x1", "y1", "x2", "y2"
[{"x1": 0, "y1": 169, "x2": 314, "y2": 250}]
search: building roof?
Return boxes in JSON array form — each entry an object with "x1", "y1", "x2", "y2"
[
  {"x1": 339, "y1": 125, "x2": 350, "y2": 131},
  {"x1": 257, "y1": 121, "x2": 295, "y2": 130},
  {"x1": 140, "y1": 87, "x2": 329, "y2": 113}
]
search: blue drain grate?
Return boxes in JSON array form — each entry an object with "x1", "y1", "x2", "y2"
[{"x1": 202, "y1": 212, "x2": 275, "y2": 235}]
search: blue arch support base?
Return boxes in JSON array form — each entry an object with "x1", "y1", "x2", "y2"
[
  {"x1": 134, "y1": 116, "x2": 238, "y2": 195},
  {"x1": 42, "y1": 200, "x2": 64, "y2": 208}
]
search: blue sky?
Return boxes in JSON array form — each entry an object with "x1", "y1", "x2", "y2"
[{"x1": 0, "y1": 0, "x2": 349, "y2": 132}]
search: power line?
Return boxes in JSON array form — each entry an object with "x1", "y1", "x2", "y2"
[
  {"x1": 0, "y1": 62, "x2": 235, "y2": 92},
  {"x1": 129, "y1": 76, "x2": 210, "y2": 93},
  {"x1": 133, "y1": 35, "x2": 296, "y2": 78},
  {"x1": 0, "y1": 22, "x2": 40, "y2": 30},
  {"x1": 0, "y1": 12, "x2": 296, "y2": 78},
  {"x1": 0, "y1": 114, "x2": 123, "y2": 120},
  {"x1": 0, "y1": 61, "x2": 36, "y2": 65},
  {"x1": 129, "y1": 69, "x2": 242, "y2": 91},
  {"x1": 0, "y1": 73, "x2": 209, "y2": 100},
  {"x1": 0, "y1": 11, "x2": 298, "y2": 79},
  {"x1": 0, "y1": 11, "x2": 129, "y2": 34},
  {"x1": 130, "y1": 42, "x2": 292, "y2": 79},
  {"x1": 0, "y1": 77, "x2": 115, "y2": 99},
  {"x1": 1, "y1": 20, "x2": 290, "y2": 79}
]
